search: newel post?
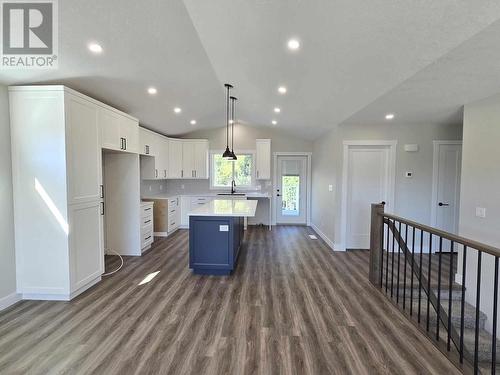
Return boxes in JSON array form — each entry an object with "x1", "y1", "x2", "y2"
[{"x1": 369, "y1": 203, "x2": 385, "y2": 287}]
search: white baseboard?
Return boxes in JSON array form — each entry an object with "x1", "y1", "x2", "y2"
[
  {"x1": 310, "y1": 223, "x2": 346, "y2": 251},
  {"x1": 333, "y1": 242, "x2": 346, "y2": 252},
  {"x1": 0, "y1": 292, "x2": 21, "y2": 311}
]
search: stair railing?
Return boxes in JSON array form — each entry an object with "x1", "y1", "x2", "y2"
[{"x1": 369, "y1": 203, "x2": 500, "y2": 375}]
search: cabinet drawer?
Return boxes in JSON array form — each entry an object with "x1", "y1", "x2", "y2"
[
  {"x1": 168, "y1": 197, "x2": 178, "y2": 208},
  {"x1": 141, "y1": 214, "x2": 153, "y2": 226},
  {"x1": 167, "y1": 215, "x2": 179, "y2": 232},
  {"x1": 141, "y1": 204, "x2": 153, "y2": 218},
  {"x1": 141, "y1": 227, "x2": 153, "y2": 245}
]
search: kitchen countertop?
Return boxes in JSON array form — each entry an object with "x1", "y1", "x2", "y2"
[
  {"x1": 142, "y1": 192, "x2": 270, "y2": 200},
  {"x1": 188, "y1": 199, "x2": 258, "y2": 217}
]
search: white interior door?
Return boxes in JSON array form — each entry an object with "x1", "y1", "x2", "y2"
[
  {"x1": 346, "y1": 145, "x2": 392, "y2": 249},
  {"x1": 432, "y1": 142, "x2": 462, "y2": 252},
  {"x1": 276, "y1": 156, "x2": 307, "y2": 224}
]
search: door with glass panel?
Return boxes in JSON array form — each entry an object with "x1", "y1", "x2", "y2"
[{"x1": 276, "y1": 156, "x2": 307, "y2": 224}]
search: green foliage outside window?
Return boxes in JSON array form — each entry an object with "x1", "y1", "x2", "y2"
[
  {"x1": 213, "y1": 153, "x2": 253, "y2": 188},
  {"x1": 282, "y1": 175, "x2": 300, "y2": 211}
]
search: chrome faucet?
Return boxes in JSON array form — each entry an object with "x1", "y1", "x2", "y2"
[{"x1": 231, "y1": 180, "x2": 236, "y2": 194}]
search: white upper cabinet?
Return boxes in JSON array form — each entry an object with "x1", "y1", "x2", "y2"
[
  {"x1": 193, "y1": 140, "x2": 209, "y2": 179},
  {"x1": 181, "y1": 140, "x2": 209, "y2": 179},
  {"x1": 168, "y1": 139, "x2": 183, "y2": 178},
  {"x1": 155, "y1": 134, "x2": 169, "y2": 179},
  {"x1": 99, "y1": 107, "x2": 139, "y2": 154},
  {"x1": 256, "y1": 139, "x2": 271, "y2": 180},
  {"x1": 65, "y1": 94, "x2": 101, "y2": 205},
  {"x1": 139, "y1": 127, "x2": 156, "y2": 156},
  {"x1": 139, "y1": 129, "x2": 170, "y2": 180}
]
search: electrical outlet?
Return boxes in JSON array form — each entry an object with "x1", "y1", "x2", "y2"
[
  {"x1": 148, "y1": 185, "x2": 152, "y2": 192},
  {"x1": 475, "y1": 207, "x2": 486, "y2": 218},
  {"x1": 159, "y1": 184, "x2": 163, "y2": 191}
]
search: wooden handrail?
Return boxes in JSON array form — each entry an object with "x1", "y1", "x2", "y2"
[{"x1": 381, "y1": 211, "x2": 500, "y2": 258}]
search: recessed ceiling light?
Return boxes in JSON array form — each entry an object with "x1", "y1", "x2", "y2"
[
  {"x1": 174, "y1": 107, "x2": 182, "y2": 114},
  {"x1": 274, "y1": 107, "x2": 281, "y2": 113},
  {"x1": 190, "y1": 120, "x2": 196, "y2": 125},
  {"x1": 88, "y1": 42, "x2": 103, "y2": 54},
  {"x1": 278, "y1": 86, "x2": 287, "y2": 94},
  {"x1": 147, "y1": 87, "x2": 157, "y2": 95},
  {"x1": 272, "y1": 120, "x2": 277, "y2": 125},
  {"x1": 385, "y1": 113, "x2": 395, "y2": 120},
  {"x1": 287, "y1": 39, "x2": 300, "y2": 50}
]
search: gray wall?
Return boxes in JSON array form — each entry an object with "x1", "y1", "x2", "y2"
[
  {"x1": 0, "y1": 84, "x2": 17, "y2": 304},
  {"x1": 141, "y1": 124, "x2": 313, "y2": 225},
  {"x1": 459, "y1": 94, "x2": 500, "y2": 335},
  {"x1": 311, "y1": 122, "x2": 462, "y2": 248}
]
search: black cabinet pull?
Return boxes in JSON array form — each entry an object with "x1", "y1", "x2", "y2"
[
  {"x1": 100, "y1": 185, "x2": 104, "y2": 198},
  {"x1": 100, "y1": 202, "x2": 105, "y2": 215},
  {"x1": 124, "y1": 138, "x2": 127, "y2": 150},
  {"x1": 438, "y1": 202, "x2": 450, "y2": 207},
  {"x1": 145, "y1": 235, "x2": 152, "y2": 240},
  {"x1": 145, "y1": 207, "x2": 151, "y2": 211},
  {"x1": 155, "y1": 169, "x2": 158, "y2": 178},
  {"x1": 144, "y1": 219, "x2": 151, "y2": 224},
  {"x1": 146, "y1": 145, "x2": 150, "y2": 155}
]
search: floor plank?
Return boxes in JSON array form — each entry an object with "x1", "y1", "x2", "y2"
[{"x1": 0, "y1": 226, "x2": 460, "y2": 375}]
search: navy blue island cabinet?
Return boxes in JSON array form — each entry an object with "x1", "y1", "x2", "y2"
[{"x1": 189, "y1": 215, "x2": 245, "y2": 275}]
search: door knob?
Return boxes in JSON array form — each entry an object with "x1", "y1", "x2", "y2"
[
  {"x1": 438, "y1": 202, "x2": 450, "y2": 207},
  {"x1": 381, "y1": 201, "x2": 386, "y2": 205},
  {"x1": 277, "y1": 194, "x2": 281, "y2": 197}
]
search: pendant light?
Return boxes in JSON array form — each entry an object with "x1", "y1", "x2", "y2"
[
  {"x1": 229, "y1": 96, "x2": 237, "y2": 161},
  {"x1": 222, "y1": 83, "x2": 233, "y2": 159}
]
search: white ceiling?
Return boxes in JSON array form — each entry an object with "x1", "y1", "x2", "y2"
[{"x1": 2, "y1": 0, "x2": 500, "y2": 140}]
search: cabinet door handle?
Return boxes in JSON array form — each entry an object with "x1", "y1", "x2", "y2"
[
  {"x1": 194, "y1": 170, "x2": 197, "y2": 178},
  {"x1": 100, "y1": 185, "x2": 104, "y2": 198},
  {"x1": 145, "y1": 235, "x2": 152, "y2": 241},
  {"x1": 257, "y1": 170, "x2": 259, "y2": 178},
  {"x1": 144, "y1": 219, "x2": 151, "y2": 224},
  {"x1": 100, "y1": 202, "x2": 105, "y2": 215},
  {"x1": 145, "y1": 207, "x2": 151, "y2": 211},
  {"x1": 181, "y1": 170, "x2": 184, "y2": 178},
  {"x1": 120, "y1": 138, "x2": 124, "y2": 150},
  {"x1": 155, "y1": 169, "x2": 158, "y2": 178},
  {"x1": 164, "y1": 170, "x2": 167, "y2": 178},
  {"x1": 124, "y1": 138, "x2": 127, "y2": 150},
  {"x1": 146, "y1": 145, "x2": 149, "y2": 155}
]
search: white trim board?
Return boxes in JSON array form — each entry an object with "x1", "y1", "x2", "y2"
[
  {"x1": 0, "y1": 292, "x2": 21, "y2": 311},
  {"x1": 310, "y1": 223, "x2": 346, "y2": 251},
  {"x1": 272, "y1": 152, "x2": 312, "y2": 226},
  {"x1": 340, "y1": 140, "x2": 397, "y2": 250}
]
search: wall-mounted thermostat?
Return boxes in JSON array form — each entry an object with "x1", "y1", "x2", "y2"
[
  {"x1": 404, "y1": 144, "x2": 419, "y2": 152},
  {"x1": 405, "y1": 171, "x2": 413, "y2": 178}
]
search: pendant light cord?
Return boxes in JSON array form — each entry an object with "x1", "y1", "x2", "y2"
[
  {"x1": 231, "y1": 96, "x2": 237, "y2": 152},
  {"x1": 224, "y1": 84, "x2": 232, "y2": 149}
]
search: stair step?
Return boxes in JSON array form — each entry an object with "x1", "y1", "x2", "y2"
[
  {"x1": 399, "y1": 297, "x2": 487, "y2": 330},
  {"x1": 463, "y1": 327, "x2": 500, "y2": 363}
]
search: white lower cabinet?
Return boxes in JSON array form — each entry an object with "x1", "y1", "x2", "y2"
[
  {"x1": 69, "y1": 201, "x2": 104, "y2": 294},
  {"x1": 140, "y1": 202, "x2": 154, "y2": 252}
]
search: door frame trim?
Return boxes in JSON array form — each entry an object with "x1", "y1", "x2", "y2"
[
  {"x1": 430, "y1": 140, "x2": 463, "y2": 229},
  {"x1": 272, "y1": 152, "x2": 312, "y2": 226},
  {"x1": 340, "y1": 140, "x2": 397, "y2": 251}
]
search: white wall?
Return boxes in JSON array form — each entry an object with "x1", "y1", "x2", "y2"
[
  {"x1": 311, "y1": 122, "x2": 462, "y2": 248},
  {"x1": 459, "y1": 93, "x2": 500, "y2": 335},
  {"x1": 0, "y1": 84, "x2": 18, "y2": 309},
  {"x1": 140, "y1": 124, "x2": 313, "y2": 225}
]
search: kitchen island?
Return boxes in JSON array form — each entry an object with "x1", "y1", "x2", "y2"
[{"x1": 188, "y1": 199, "x2": 258, "y2": 275}]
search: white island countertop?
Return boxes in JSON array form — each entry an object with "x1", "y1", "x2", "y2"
[{"x1": 188, "y1": 199, "x2": 258, "y2": 217}]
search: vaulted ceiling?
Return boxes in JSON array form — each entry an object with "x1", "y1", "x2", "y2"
[{"x1": 1, "y1": 0, "x2": 500, "y2": 140}]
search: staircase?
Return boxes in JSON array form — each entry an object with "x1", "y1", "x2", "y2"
[{"x1": 369, "y1": 203, "x2": 500, "y2": 374}]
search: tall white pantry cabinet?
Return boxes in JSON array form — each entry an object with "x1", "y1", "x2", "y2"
[{"x1": 9, "y1": 86, "x2": 138, "y2": 300}]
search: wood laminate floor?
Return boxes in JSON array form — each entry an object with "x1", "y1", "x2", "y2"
[{"x1": 0, "y1": 226, "x2": 460, "y2": 375}]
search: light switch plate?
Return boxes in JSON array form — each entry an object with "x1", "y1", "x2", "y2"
[
  {"x1": 219, "y1": 225, "x2": 229, "y2": 232},
  {"x1": 475, "y1": 207, "x2": 486, "y2": 218},
  {"x1": 328, "y1": 184, "x2": 333, "y2": 192}
]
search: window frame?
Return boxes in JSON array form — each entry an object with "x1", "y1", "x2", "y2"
[{"x1": 209, "y1": 150, "x2": 256, "y2": 190}]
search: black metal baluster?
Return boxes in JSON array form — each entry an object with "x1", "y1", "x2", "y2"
[
  {"x1": 460, "y1": 245, "x2": 467, "y2": 364},
  {"x1": 380, "y1": 221, "x2": 384, "y2": 289},
  {"x1": 437, "y1": 237, "x2": 443, "y2": 341},
  {"x1": 492, "y1": 256, "x2": 499, "y2": 374},
  {"x1": 403, "y1": 224, "x2": 408, "y2": 310},
  {"x1": 418, "y1": 229, "x2": 424, "y2": 323},
  {"x1": 410, "y1": 225, "x2": 415, "y2": 316},
  {"x1": 391, "y1": 220, "x2": 396, "y2": 298},
  {"x1": 397, "y1": 221, "x2": 402, "y2": 304},
  {"x1": 474, "y1": 251, "x2": 482, "y2": 375},
  {"x1": 447, "y1": 241, "x2": 454, "y2": 351},
  {"x1": 427, "y1": 233, "x2": 432, "y2": 332},
  {"x1": 385, "y1": 220, "x2": 390, "y2": 293}
]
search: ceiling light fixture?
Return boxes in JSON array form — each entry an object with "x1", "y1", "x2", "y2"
[
  {"x1": 274, "y1": 107, "x2": 281, "y2": 113},
  {"x1": 147, "y1": 87, "x2": 157, "y2": 95},
  {"x1": 190, "y1": 120, "x2": 196, "y2": 125},
  {"x1": 287, "y1": 39, "x2": 300, "y2": 50},
  {"x1": 222, "y1": 84, "x2": 233, "y2": 159},
  {"x1": 88, "y1": 42, "x2": 103, "y2": 54},
  {"x1": 385, "y1": 113, "x2": 395, "y2": 120},
  {"x1": 230, "y1": 96, "x2": 238, "y2": 161},
  {"x1": 278, "y1": 86, "x2": 287, "y2": 94},
  {"x1": 174, "y1": 107, "x2": 182, "y2": 114},
  {"x1": 272, "y1": 120, "x2": 277, "y2": 125}
]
